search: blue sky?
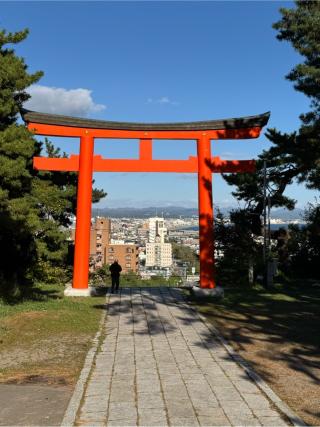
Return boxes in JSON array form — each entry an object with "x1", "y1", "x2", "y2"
[{"x1": 2, "y1": 1, "x2": 317, "y2": 208}]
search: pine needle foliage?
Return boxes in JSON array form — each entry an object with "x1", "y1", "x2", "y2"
[
  {"x1": 0, "y1": 28, "x2": 106, "y2": 299},
  {"x1": 221, "y1": 2, "x2": 320, "y2": 280},
  {"x1": 224, "y1": 1, "x2": 320, "y2": 222}
]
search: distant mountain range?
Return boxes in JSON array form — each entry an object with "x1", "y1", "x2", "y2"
[
  {"x1": 93, "y1": 206, "x2": 199, "y2": 218},
  {"x1": 92, "y1": 206, "x2": 305, "y2": 220},
  {"x1": 271, "y1": 207, "x2": 304, "y2": 220}
]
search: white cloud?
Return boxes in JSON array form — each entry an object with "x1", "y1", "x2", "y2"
[
  {"x1": 25, "y1": 85, "x2": 106, "y2": 117},
  {"x1": 158, "y1": 96, "x2": 170, "y2": 104},
  {"x1": 146, "y1": 96, "x2": 179, "y2": 106}
]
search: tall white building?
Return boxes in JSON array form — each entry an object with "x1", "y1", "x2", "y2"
[
  {"x1": 148, "y1": 217, "x2": 167, "y2": 243},
  {"x1": 146, "y1": 217, "x2": 172, "y2": 268}
]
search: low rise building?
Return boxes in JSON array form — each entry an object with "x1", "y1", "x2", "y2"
[{"x1": 105, "y1": 244, "x2": 138, "y2": 273}]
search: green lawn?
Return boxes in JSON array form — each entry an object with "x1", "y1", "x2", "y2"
[{"x1": 0, "y1": 283, "x2": 106, "y2": 385}]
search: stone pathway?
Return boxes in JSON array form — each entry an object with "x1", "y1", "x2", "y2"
[{"x1": 74, "y1": 288, "x2": 289, "y2": 426}]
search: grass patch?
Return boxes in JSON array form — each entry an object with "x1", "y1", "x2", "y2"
[
  {"x1": 0, "y1": 283, "x2": 106, "y2": 385},
  {"x1": 188, "y1": 281, "x2": 320, "y2": 426}
]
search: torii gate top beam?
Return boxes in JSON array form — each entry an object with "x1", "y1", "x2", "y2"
[{"x1": 21, "y1": 109, "x2": 270, "y2": 140}]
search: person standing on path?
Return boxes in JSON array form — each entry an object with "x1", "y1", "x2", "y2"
[{"x1": 109, "y1": 260, "x2": 122, "y2": 293}]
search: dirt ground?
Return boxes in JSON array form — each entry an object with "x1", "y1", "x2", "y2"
[
  {"x1": 0, "y1": 383, "x2": 72, "y2": 426},
  {"x1": 192, "y1": 285, "x2": 320, "y2": 426},
  {"x1": 0, "y1": 287, "x2": 105, "y2": 385},
  {"x1": 0, "y1": 331, "x2": 92, "y2": 386},
  {"x1": 0, "y1": 286, "x2": 105, "y2": 425}
]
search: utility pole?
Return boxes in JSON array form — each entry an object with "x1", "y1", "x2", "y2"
[
  {"x1": 268, "y1": 195, "x2": 271, "y2": 256},
  {"x1": 263, "y1": 160, "x2": 267, "y2": 267},
  {"x1": 263, "y1": 161, "x2": 275, "y2": 287}
]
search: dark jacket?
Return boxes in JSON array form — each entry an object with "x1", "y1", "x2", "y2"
[{"x1": 109, "y1": 262, "x2": 122, "y2": 277}]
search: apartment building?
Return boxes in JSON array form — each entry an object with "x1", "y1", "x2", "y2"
[
  {"x1": 92, "y1": 218, "x2": 111, "y2": 268},
  {"x1": 105, "y1": 244, "x2": 138, "y2": 273},
  {"x1": 145, "y1": 240, "x2": 172, "y2": 267},
  {"x1": 71, "y1": 217, "x2": 138, "y2": 273}
]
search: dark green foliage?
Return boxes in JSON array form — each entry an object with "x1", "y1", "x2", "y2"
[
  {"x1": 270, "y1": 1, "x2": 320, "y2": 190},
  {"x1": 224, "y1": 1, "x2": 320, "y2": 217},
  {"x1": 0, "y1": 29, "x2": 43, "y2": 130},
  {"x1": 90, "y1": 264, "x2": 110, "y2": 285},
  {"x1": 0, "y1": 29, "x2": 43, "y2": 295},
  {"x1": 287, "y1": 203, "x2": 320, "y2": 278},
  {"x1": 273, "y1": 1, "x2": 320, "y2": 123},
  {"x1": 214, "y1": 210, "x2": 262, "y2": 286},
  {"x1": 171, "y1": 241, "x2": 199, "y2": 273},
  {"x1": 223, "y1": 153, "x2": 297, "y2": 234},
  {"x1": 221, "y1": 2, "x2": 320, "y2": 281},
  {"x1": 38, "y1": 139, "x2": 107, "y2": 224},
  {"x1": 0, "y1": 28, "x2": 106, "y2": 298}
]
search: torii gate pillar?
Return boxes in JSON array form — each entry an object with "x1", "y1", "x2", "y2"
[
  {"x1": 73, "y1": 134, "x2": 94, "y2": 291},
  {"x1": 197, "y1": 135, "x2": 215, "y2": 288}
]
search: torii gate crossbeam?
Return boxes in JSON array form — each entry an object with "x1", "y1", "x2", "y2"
[{"x1": 21, "y1": 109, "x2": 270, "y2": 294}]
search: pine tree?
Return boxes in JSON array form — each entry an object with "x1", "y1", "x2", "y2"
[
  {"x1": 272, "y1": 0, "x2": 320, "y2": 190},
  {"x1": 224, "y1": 1, "x2": 320, "y2": 224},
  {"x1": 214, "y1": 210, "x2": 261, "y2": 286},
  {"x1": 0, "y1": 29, "x2": 43, "y2": 294},
  {"x1": 0, "y1": 29, "x2": 43, "y2": 129},
  {"x1": 220, "y1": 2, "x2": 320, "y2": 281},
  {"x1": 0, "y1": 28, "x2": 106, "y2": 297},
  {"x1": 274, "y1": 1, "x2": 320, "y2": 129}
]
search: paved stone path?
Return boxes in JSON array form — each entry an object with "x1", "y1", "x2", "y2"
[{"x1": 75, "y1": 288, "x2": 289, "y2": 426}]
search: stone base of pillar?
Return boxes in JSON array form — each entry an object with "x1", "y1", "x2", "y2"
[
  {"x1": 190, "y1": 286, "x2": 224, "y2": 299},
  {"x1": 64, "y1": 285, "x2": 97, "y2": 297}
]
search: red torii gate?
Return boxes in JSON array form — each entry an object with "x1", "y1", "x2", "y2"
[{"x1": 21, "y1": 109, "x2": 270, "y2": 295}]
